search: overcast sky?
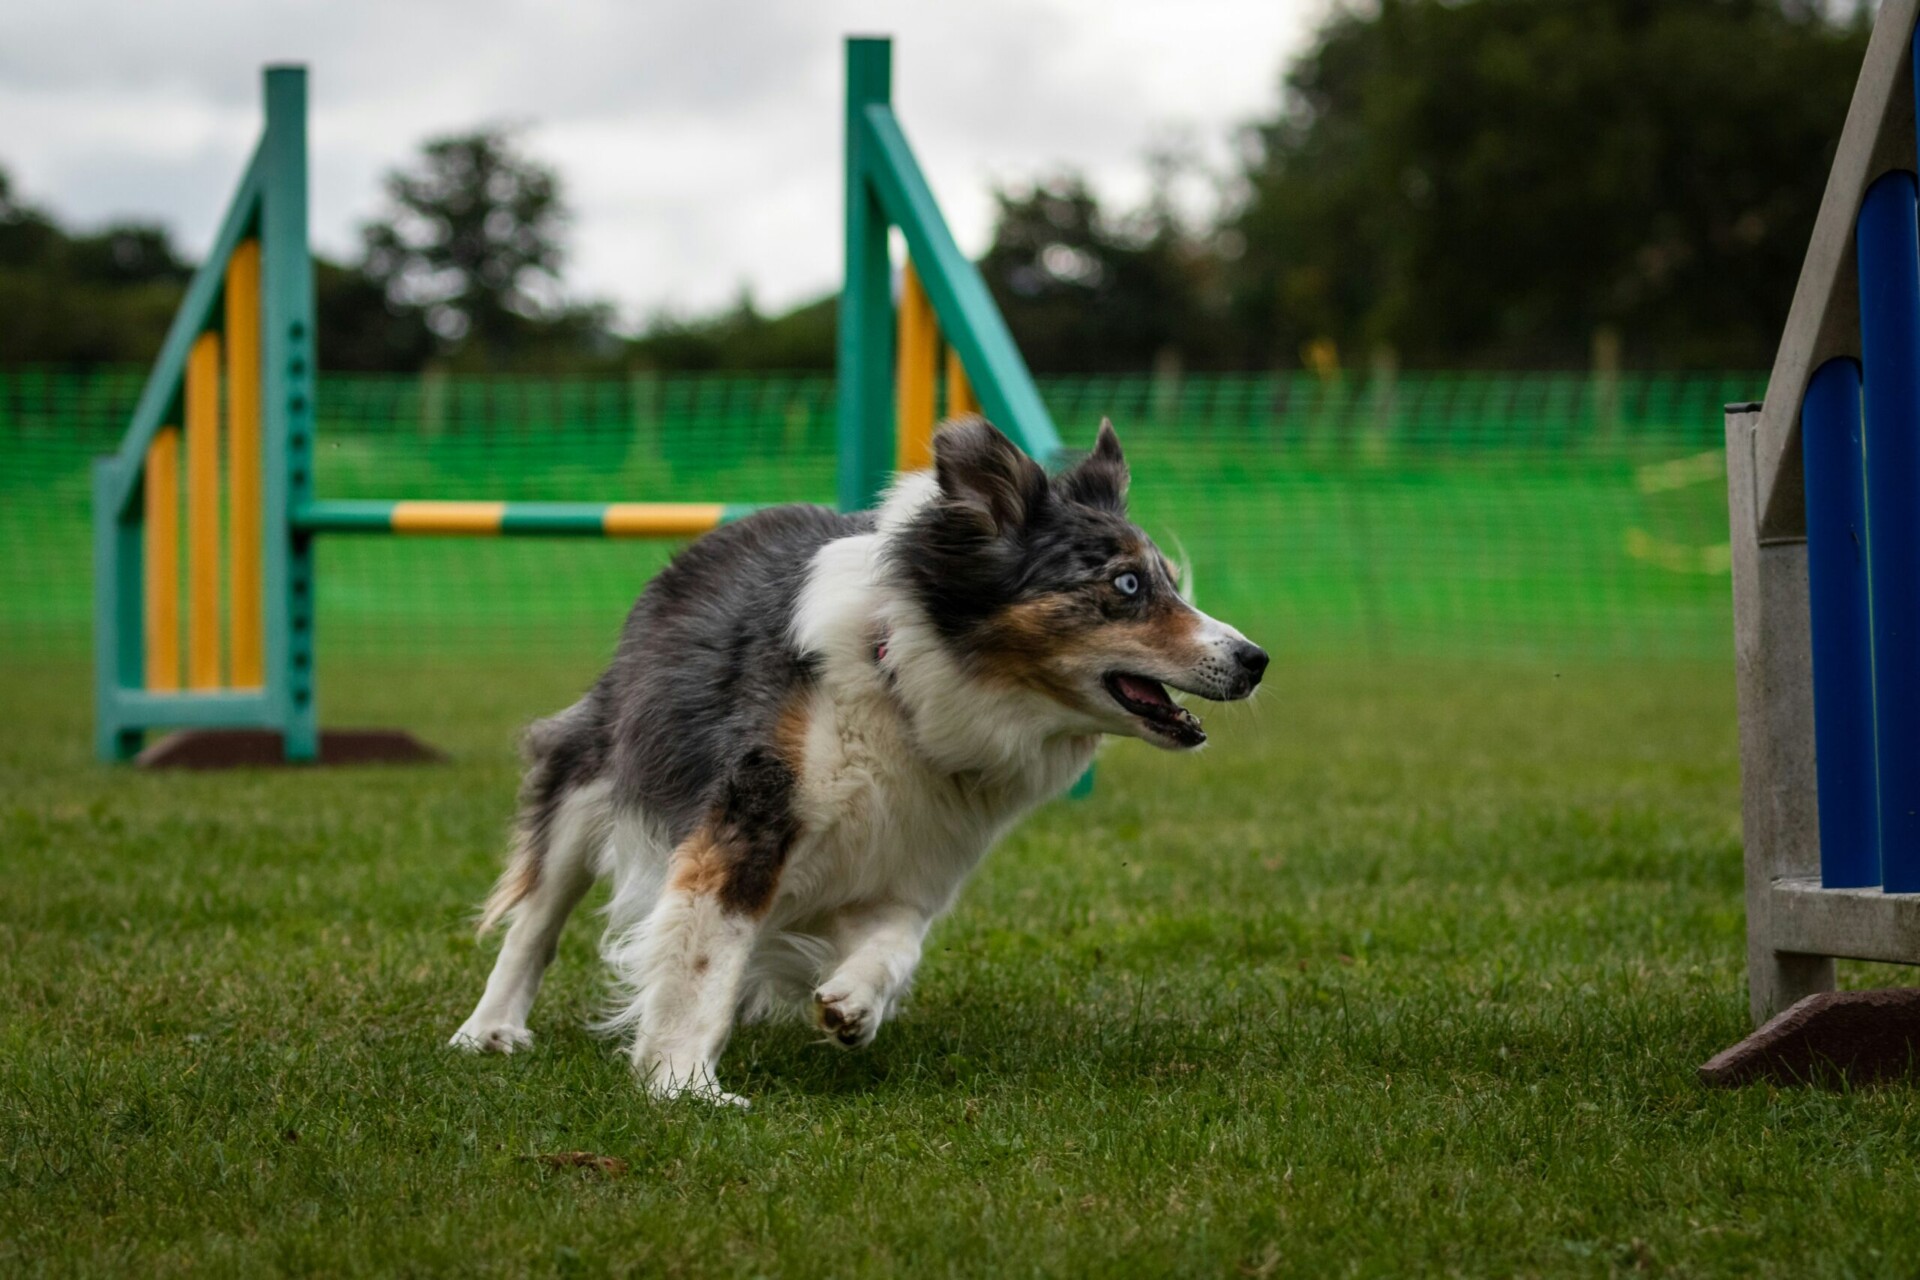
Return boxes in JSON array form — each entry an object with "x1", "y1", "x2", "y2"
[{"x1": 0, "y1": 1, "x2": 1323, "y2": 326}]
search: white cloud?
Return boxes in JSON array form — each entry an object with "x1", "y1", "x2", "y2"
[{"x1": 0, "y1": 0, "x2": 1322, "y2": 324}]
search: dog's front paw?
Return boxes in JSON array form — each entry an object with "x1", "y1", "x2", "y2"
[
  {"x1": 812, "y1": 983, "x2": 880, "y2": 1049},
  {"x1": 449, "y1": 1020, "x2": 532, "y2": 1054}
]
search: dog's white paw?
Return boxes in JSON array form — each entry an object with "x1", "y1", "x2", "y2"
[
  {"x1": 449, "y1": 1021, "x2": 532, "y2": 1054},
  {"x1": 812, "y1": 983, "x2": 880, "y2": 1049}
]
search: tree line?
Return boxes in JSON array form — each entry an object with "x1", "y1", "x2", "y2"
[{"x1": 0, "y1": 0, "x2": 1870, "y2": 375}]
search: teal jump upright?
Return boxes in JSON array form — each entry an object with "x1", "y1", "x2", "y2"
[
  {"x1": 262, "y1": 66, "x2": 321, "y2": 762},
  {"x1": 92, "y1": 66, "x2": 318, "y2": 762}
]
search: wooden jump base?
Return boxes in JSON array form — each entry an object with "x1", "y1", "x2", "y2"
[
  {"x1": 1716, "y1": 0, "x2": 1920, "y2": 1075},
  {"x1": 92, "y1": 40, "x2": 1068, "y2": 767},
  {"x1": 137, "y1": 728, "x2": 445, "y2": 770},
  {"x1": 1701, "y1": 989, "x2": 1920, "y2": 1088}
]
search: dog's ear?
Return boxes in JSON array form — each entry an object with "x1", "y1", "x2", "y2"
[
  {"x1": 1059, "y1": 418, "x2": 1128, "y2": 513},
  {"x1": 934, "y1": 417, "x2": 1049, "y2": 536}
]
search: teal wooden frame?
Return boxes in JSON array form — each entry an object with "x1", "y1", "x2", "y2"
[
  {"x1": 93, "y1": 66, "x2": 316, "y2": 761},
  {"x1": 837, "y1": 38, "x2": 1064, "y2": 510},
  {"x1": 261, "y1": 67, "x2": 320, "y2": 762}
]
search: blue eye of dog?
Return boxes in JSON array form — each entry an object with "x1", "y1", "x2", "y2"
[{"x1": 1114, "y1": 572, "x2": 1140, "y2": 596}]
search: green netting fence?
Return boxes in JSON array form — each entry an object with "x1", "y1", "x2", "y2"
[{"x1": 0, "y1": 368, "x2": 1756, "y2": 668}]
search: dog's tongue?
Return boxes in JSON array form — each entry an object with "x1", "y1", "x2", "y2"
[{"x1": 1116, "y1": 674, "x2": 1175, "y2": 708}]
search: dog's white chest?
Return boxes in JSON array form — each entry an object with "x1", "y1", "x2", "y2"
[
  {"x1": 782, "y1": 681, "x2": 1003, "y2": 916},
  {"x1": 776, "y1": 522, "x2": 1095, "y2": 921}
]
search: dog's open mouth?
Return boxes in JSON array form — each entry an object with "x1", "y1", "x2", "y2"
[{"x1": 1103, "y1": 672, "x2": 1206, "y2": 747}]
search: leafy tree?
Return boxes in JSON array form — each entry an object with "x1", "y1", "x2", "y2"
[
  {"x1": 1228, "y1": 0, "x2": 1870, "y2": 368},
  {"x1": 0, "y1": 143, "x2": 618, "y2": 374},
  {"x1": 64, "y1": 225, "x2": 188, "y2": 287},
  {"x1": 313, "y1": 259, "x2": 435, "y2": 373},
  {"x1": 0, "y1": 171, "x2": 66, "y2": 271},
  {"x1": 0, "y1": 1, "x2": 1875, "y2": 377},
  {"x1": 360, "y1": 129, "x2": 570, "y2": 358},
  {"x1": 0, "y1": 166, "x2": 192, "y2": 364},
  {"x1": 976, "y1": 173, "x2": 1227, "y2": 372},
  {"x1": 629, "y1": 290, "x2": 837, "y2": 372}
]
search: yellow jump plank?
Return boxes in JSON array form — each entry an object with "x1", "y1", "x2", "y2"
[
  {"x1": 226, "y1": 239, "x2": 264, "y2": 688},
  {"x1": 946, "y1": 346, "x2": 980, "y2": 418},
  {"x1": 186, "y1": 332, "x2": 222, "y2": 690},
  {"x1": 602, "y1": 503, "x2": 726, "y2": 537},
  {"x1": 390, "y1": 501, "x2": 507, "y2": 535},
  {"x1": 895, "y1": 262, "x2": 937, "y2": 471},
  {"x1": 143, "y1": 428, "x2": 182, "y2": 692}
]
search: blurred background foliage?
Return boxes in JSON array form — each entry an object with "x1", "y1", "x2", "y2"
[{"x1": 0, "y1": 0, "x2": 1871, "y2": 375}]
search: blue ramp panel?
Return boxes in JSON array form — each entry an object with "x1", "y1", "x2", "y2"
[
  {"x1": 1858, "y1": 170, "x2": 1920, "y2": 894},
  {"x1": 1803, "y1": 357, "x2": 1879, "y2": 887}
]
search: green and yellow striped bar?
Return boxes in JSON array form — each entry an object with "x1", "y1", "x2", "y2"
[{"x1": 293, "y1": 500, "x2": 759, "y2": 539}]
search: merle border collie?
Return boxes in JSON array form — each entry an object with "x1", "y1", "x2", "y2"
[{"x1": 451, "y1": 418, "x2": 1267, "y2": 1105}]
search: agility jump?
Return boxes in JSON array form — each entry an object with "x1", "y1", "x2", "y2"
[
  {"x1": 1723, "y1": 0, "x2": 1920, "y2": 1034},
  {"x1": 93, "y1": 38, "x2": 1062, "y2": 764}
]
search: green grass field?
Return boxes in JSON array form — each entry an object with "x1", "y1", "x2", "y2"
[{"x1": 6, "y1": 655, "x2": 1920, "y2": 1277}]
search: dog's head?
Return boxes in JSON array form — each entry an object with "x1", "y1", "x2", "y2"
[{"x1": 889, "y1": 417, "x2": 1267, "y2": 750}]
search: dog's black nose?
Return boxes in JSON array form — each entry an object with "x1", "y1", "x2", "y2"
[{"x1": 1234, "y1": 641, "x2": 1270, "y2": 685}]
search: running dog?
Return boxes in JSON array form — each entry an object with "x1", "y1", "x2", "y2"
[{"x1": 451, "y1": 418, "x2": 1267, "y2": 1105}]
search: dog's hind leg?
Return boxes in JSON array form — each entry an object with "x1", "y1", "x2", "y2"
[
  {"x1": 451, "y1": 779, "x2": 609, "y2": 1053},
  {"x1": 617, "y1": 869, "x2": 763, "y2": 1106},
  {"x1": 611, "y1": 750, "x2": 798, "y2": 1106}
]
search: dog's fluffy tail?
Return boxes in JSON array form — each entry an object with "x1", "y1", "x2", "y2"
[{"x1": 478, "y1": 698, "x2": 602, "y2": 933}]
